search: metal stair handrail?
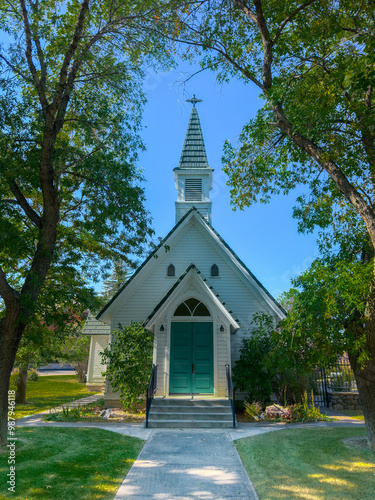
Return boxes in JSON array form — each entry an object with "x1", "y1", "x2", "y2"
[{"x1": 146, "y1": 364, "x2": 158, "y2": 428}]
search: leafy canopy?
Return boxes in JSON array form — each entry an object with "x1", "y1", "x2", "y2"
[
  {"x1": 0, "y1": 0, "x2": 178, "y2": 321},
  {"x1": 176, "y1": 1, "x2": 375, "y2": 245}
]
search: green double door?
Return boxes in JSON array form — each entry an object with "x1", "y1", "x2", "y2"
[{"x1": 170, "y1": 322, "x2": 214, "y2": 394}]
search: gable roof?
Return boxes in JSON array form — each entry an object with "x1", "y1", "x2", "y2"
[
  {"x1": 97, "y1": 207, "x2": 286, "y2": 321},
  {"x1": 144, "y1": 263, "x2": 242, "y2": 329}
]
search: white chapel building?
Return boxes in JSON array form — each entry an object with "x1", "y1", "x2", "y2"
[{"x1": 83, "y1": 96, "x2": 286, "y2": 407}]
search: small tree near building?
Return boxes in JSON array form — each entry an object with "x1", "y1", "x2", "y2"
[
  {"x1": 233, "y1": 314, "x2": 279, "y2": 404},
  {"x1": 101, "y1": 322, "x2": 154, "y2": 412},
  {"x1": 60, "y1": 331, "x2": 91, "y2": 384},
  {"x1": 233, "y1": 313, "x2": 312, "y2": 406}
]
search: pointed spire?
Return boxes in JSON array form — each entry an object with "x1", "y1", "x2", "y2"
[{"x1": 177, "y1": 100, "x2": 210, "y2": 170}]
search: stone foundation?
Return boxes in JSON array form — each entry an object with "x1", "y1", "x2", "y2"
[{"x1": 327, "y1": 391, "x2": 361, "y2": 411}]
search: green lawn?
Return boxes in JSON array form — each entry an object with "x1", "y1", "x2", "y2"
[
  {"x1": 341, "y1": 410, "x2": 365, "y2": 420},
  {"x1": 0, "y1": 427, "x2": 143, "y2": 499},
  {"x1": 235, "y1": 427, "x2": 375, "y2": 500},
  {"x1": 14, "y1": 375, "x2": 100, "y2": 419}
]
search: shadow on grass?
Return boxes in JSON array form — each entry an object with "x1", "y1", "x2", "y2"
[
  {"x1": 235, "y1": 427, "x2": 375, "y2": 500},
  {"x1": 0, "y1": 427, "x2": 143, "y2": 499}
]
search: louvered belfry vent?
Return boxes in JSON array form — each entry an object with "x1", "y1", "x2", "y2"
[{"x1": 185, "y1": 178, "x2": 202, "y2": 201}]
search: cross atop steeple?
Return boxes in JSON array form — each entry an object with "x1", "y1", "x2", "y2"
[{"x1": 186, "y1": 94, "x2": 202, "y2": 108}]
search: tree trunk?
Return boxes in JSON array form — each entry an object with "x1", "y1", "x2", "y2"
[
  {"x1": 0, "y1": 354, "x2": 16, "y2": 447},
  {"x1": 15, "y1": 367, "x2": 28, "y2": 404},
  {"x1": 348, "y1": 280, "x2": 375, "y2": 449},
  {"x1": 0, "y1": 314, "x2": 23, "y2": 446},
  {"x1": 351, "y1": 361, "x2": 375, "y2": 448}
]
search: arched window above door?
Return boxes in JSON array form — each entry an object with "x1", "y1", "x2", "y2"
[{"x1": 174, "y1": 298, "x2": 210, "y2": 317}]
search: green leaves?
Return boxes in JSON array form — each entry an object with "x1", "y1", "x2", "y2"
[
  {"x1": 101, "y1": 322, "x2": 154, "y2": 411},
  {"x1": 0, "y1": 0, "x2": 180, "y2": 323},
  {"x1": 189, "y1": 2, "x2": 375, "y2": 387},
  {"x1": 279, "y1": 253, "x2": 373, "y2": 368},
  {"x1": 232, "y1": 313, "x2": 280, "y2": 404}
]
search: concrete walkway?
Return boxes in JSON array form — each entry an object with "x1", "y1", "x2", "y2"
[
  {"x1": 15, "y1": 392, "x2": 104, "y2": 422},
  {"x1": 114, "y1": 428, "x2": 259, "y2": 500}
]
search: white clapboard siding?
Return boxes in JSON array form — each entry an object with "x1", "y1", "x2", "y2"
[
  {"x1": 112, "y1": 220, "x2": 268, "y2": 323},
  {"x1": 87, "y1": 335, "x2": 108, "y2": 383}
]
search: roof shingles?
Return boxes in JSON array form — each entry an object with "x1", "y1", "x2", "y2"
[
  {"x1": 176, "y1": 108, "x2": 210, "y2": 170},
  {"x1": 82, "y1": 314, "x2": 110, "y2": 335}
]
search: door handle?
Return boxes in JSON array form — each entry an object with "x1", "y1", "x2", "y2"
[{"x1": 192, "y1": 363, "x2": 195, "y2": 374}]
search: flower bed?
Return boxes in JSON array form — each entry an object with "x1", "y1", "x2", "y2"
[
  {"x1": 238, "y1": 395, "x2": 333, "y2": 423},
  {"x1": 44, "y1": 398, "x2": 145, "y2": 423}
]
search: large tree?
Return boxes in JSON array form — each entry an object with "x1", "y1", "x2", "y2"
[
  {"x1": 175, "y1": 1, "x2": 375, "y2": 445},
  {"x1": 0, "y1": 0, "x2": 176, "y2": 445},
  {"x1": 276, "y1": 204, "x2": 374, "y2": 370}
]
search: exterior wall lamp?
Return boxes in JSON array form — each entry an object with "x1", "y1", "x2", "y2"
[
  {"x1": 220, "y1": 325, "x2": 224, "y2": 332},
  {"x1": 160, "y1": 324, "x2": 165, "y2": 331}
]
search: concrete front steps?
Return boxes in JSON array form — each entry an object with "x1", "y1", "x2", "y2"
[{"x1": 147, "y1": 397, "x2": 237, "y2": 428}]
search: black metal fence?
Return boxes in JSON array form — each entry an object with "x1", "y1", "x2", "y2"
[
  {"x1": 325, "y1": 359, "x2": 357, "y2": 392},
  {"x1": 309, "y1": 367, "x2": 329, "y2": 407},
  {"x1": 309, "y1": 359, "x2": 357, "y2": 407}
]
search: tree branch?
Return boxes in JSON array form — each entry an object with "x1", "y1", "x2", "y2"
[
  {"x1": 170, "y1": 18, "x2": 264, "y2": 89},
  {"x1": 9, "y1": 180, "x2": 41, "y2": 228},
  {"x1": 211, "y1": 44, "x2": 264, "y2": 89},
  {"x1": 19, "y1": 0, "x2": 48, "y2": 113},
  {"x1": 63, "y1": 170, "x2": 100, "y2": 184},
  {"x1": 30, "y1": 2, "x2": 47, "y2": 91},
  {"x1": 57, "y1": 146, "x2": 104, "y2": 175},
  {"x1": 271, "y1": 102, "x2": 375, "y2": 246},
  {"x1": 0, "y1": 267, "x2": 18, "y2": 306},
  {"x1": 3, "y1": 0, "x2": 22, "y2": 18},
  {"x1": 60, "y1": 194, "x2": 85, "y2": 221},
  {"x1": 178, "y1": 60, "x2": 225, "y2": 84},
  {"x1": 0, "y1": 53, "x2": 30, "y2": 83},
  {"x1": 272, "y1": 0, "x2": 317, "y2": 44},
  {"x1": 234, "y1": 0, "x2": 257, "y2": 24},
  {"x1": 49, "y1": 0, "x2": 90, "y2": 118}
]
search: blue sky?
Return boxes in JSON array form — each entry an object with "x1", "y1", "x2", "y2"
[{"x1": 139, "y1": 63, "x2": 319, "y2": 300}]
